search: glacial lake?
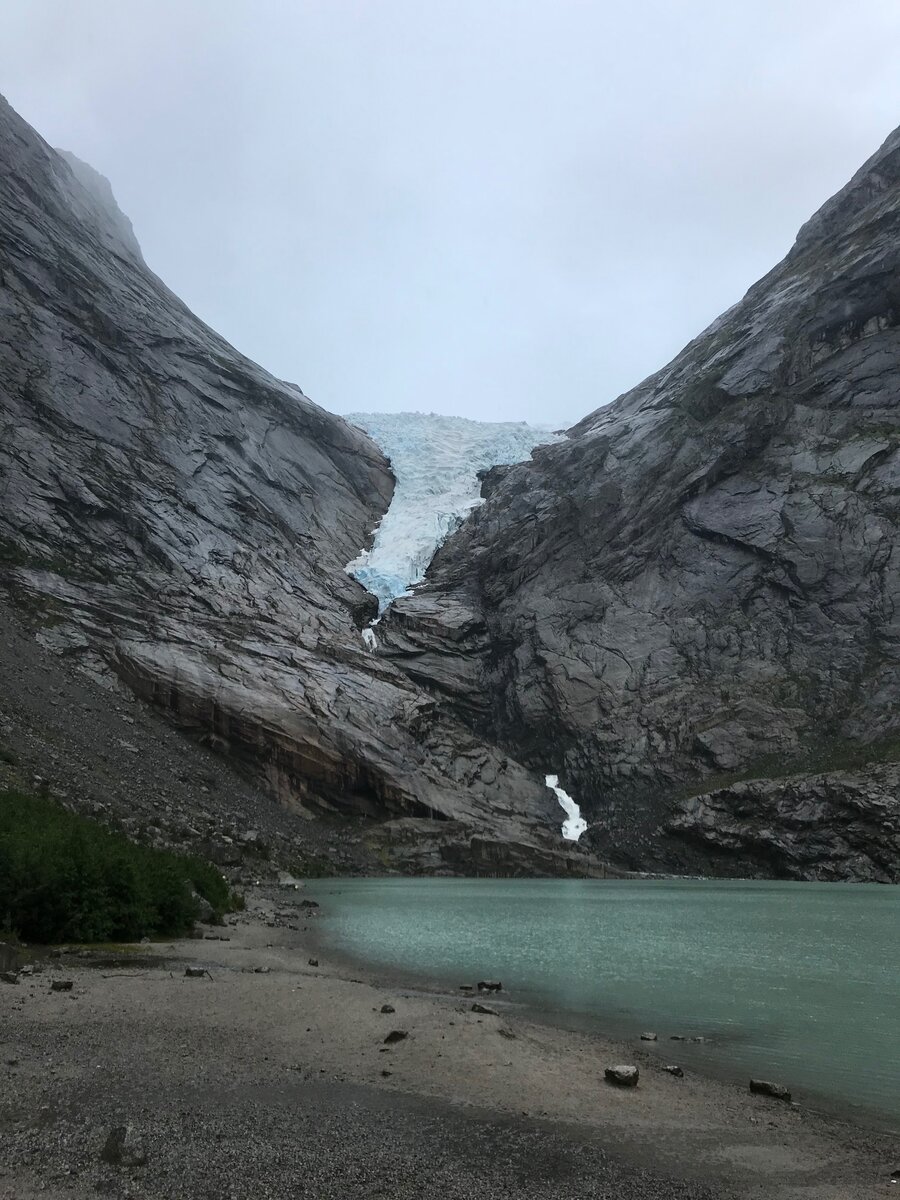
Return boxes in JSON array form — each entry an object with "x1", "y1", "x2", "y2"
[{"x1": 312, "y1": 877, "x2": 900, "y2": 1126}]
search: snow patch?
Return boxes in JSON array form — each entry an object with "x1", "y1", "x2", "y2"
[
  {"x1": 346, "y1": 412, "x2": 561, "y2": 614},
  {"x1": 545, "y1": 774, "x2": 587, "y2": 842}
]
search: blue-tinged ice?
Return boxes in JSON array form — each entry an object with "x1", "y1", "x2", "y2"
[{"x1": 346, "y1": 412, "x2": 561, "y2": 618}]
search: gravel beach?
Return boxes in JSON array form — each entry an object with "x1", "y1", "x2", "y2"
[{"x1": 0, "y1": 887, "x2": 895, "y2": 1199}]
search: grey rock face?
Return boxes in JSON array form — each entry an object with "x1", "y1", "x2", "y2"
[
  {"x1": 55, "y1": 149, "x2": 145, "y2": 263},
  {"x1": 670, "y1": 764, "x2": 900, "y2": 882},
  {"x1": 379, "y1": 123, "x2": 900, "y2": 877},
  {"x1": 0, "y1": 95, "x2": 594, "y2": 871}
]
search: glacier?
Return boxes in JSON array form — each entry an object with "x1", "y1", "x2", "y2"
[{"x1": 345, "y1": 412, "x2": 561, "y2": 615}]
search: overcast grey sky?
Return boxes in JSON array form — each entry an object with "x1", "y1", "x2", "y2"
[{"x1": 3, "y1": 2, "x2": 899, "y2": 425}]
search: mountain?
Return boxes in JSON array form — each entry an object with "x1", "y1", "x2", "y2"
[
  {"x1": 2, "y1": 91, "x2": 898, "y2": 881},
  {"x1": 0, "y1": 95, "x2": 598, "y2": 877},
  {"x1": 377, "y1": 123, "x2": 900, "y2": 881}
]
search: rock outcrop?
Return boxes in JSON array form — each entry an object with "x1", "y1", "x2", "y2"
[
  {"x1": 670, "y1": 763, "x2": 900, "y2": 882},
  {"x1": 379, "y1": 123, "x2": 900, "y2": 878}
]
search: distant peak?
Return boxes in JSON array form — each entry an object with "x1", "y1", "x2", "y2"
[{"x1": 55, "y1": 148, "x2": 144, "y2": 263}]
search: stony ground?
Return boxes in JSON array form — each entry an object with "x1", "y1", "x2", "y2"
[
  {"x1": 1, "y1": 889, "x2": 895, "y2": 1200},
  {"x1": 0, "y1": 596, "x2": 381, "y2": 877}
]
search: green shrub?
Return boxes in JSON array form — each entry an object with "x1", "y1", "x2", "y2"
[{"x1": 0, "y1": 789, "x2": 239, "y2": 943}]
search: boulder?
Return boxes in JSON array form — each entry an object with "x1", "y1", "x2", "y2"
[
  {"x1": 477, "y1": 980, "x2": 502, "y2": 992},
  {"x1": 50, "y1": 979, "x2": 73, "y2": 992},
  {"x1": 184, "y1": 967, "x2": 206, "y2": 979},
  {"x1": 380, "y1": 1004, "x2": 395, "y2": 1014},
  {"x1": 664, "y1": 1064, "x2": 684, "y2": 1078},
  {"x1": 471, "y1": 1002, "x2": 498, "y2": 1016},
  {"x1": 640, "y1": 1032, "x2": 657, "y2": 1041},
  {"x1": 749, "y1": 1079, "x2": 791, "y2": 1102},
  {"x1": 383, "y1": 1030, "x2": 408, "y2": 1044},
  {"x1": 190, "y1": 889, "x2": 215, "y2": 925},
  {"x1": 100, "y1": 1125, "x2": 148, "y2": 1168},
  {"x1": 604, "y1": 1065, "x2": 639, "y2": 1087},
  {"x1": 0, "y1": 970, "x2": 18, "y2": 985}
]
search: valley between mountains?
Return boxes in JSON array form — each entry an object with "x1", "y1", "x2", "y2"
[{"x1": 1, "y1": 94, "x2": 898, "y2": 881}]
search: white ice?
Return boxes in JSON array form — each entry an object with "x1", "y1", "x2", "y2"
[
  {"x1": 545, "y1": 774, "x2": 587, "y2": 842},
  {"x1": 346, "y1": 412, "x2": 561, "y2": 615}
]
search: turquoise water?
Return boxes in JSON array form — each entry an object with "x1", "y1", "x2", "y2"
[{"x1": 313, "y1": 877, "x2": 900, "y2": 1125}]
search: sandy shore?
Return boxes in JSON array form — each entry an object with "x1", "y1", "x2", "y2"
[{"x1": 0, "y1": 885, "x2": 895, "y2": 1199}]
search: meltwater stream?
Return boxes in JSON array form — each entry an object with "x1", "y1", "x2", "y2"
[{"x1": 313, "y1": 877, "x2": 900, "y2": 1126}]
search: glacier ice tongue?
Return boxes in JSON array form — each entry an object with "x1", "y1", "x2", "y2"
[
  {"x1": 345, "y1": 412, "x2": 561, "y2": 614},
  {"x1": 545, "y1": 774, "x2": 588, "y2": 842}
]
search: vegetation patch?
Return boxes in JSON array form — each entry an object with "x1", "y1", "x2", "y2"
[{"x1": 0, "y1": 789, "x2": 240, "y2": 943}]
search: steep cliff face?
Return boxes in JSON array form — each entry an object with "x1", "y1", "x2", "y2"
[
  {"x1": 0, "y1": 95, "x2": 598, "y2": 873},
  {"x1": 5, "y1": 90, "x2": 899, "y2": 880},
  {"x1": 380, "y1": 125, "x2": 900, "y2": 877}
]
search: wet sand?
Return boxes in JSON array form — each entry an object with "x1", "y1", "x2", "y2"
[{"x1": 0, "y1": 886, "x2": 895, "y2": 1199}]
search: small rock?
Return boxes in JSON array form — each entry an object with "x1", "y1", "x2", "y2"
[
  {"x1": 459, "y1": 984, "x2": 474, "y2": 992},
  {"x1": 308, "y1": 958, "x2": 319, "y2": 967},
  {"x1": 670, "y1": 1034, "x2": 686, "y2": 1040},
  {"x1": 184, "y1": 967, "x2": 206, "y2": 979},
  {"x1": 604, "y1": 1065, "x2": 639, "y2": 1088},
  {"x1": 0, "y1": 971, "x2": 18, "y2": 985},
  {"x1": 749, "y1": 1078, "x2": 791, "y2": 1102},
  {"x1": 383, "y1": 1030, "x2": 408, "y2": 1044},
  {"x1": 50, "y1": 980, "x2": 73, "y2": 992},
  {"x1": 380, "y1": 1004, "x2": 395, "y2": 1014},
  {"x1": 471, "y1": 1002, "x2": 498, "y2": 1016},
  {"x1": 477, "y1": 980, "x2": 502, "y2": 992},
  {"x1": 664, "y1": 1064, "x2": 684, "y2": 1077},
  {"x1": 299, "y1": 900, "x2": 320, "y2": 909},
  {"x1": 640, "y1": 1032, "x2": 657, "y2": 1041},
  {"x1": 253, "y1": 966, "x2": 271, "y2": 974},
  {"x1": 100, "y1": 1125, "x2": 148, "y2": 1167},
  {"x1": 381, "y1": 1069, "x2": 393, "y2": 1077},
  {"x1": 498, "y1": 1028, "x2": 517, "y2": 1040}
]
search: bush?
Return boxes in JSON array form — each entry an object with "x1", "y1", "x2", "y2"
[{"x1": 0, "y1": 789, "x2": 239, "y2": 943}]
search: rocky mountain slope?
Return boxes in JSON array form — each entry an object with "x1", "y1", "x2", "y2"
[
  {"x1": 379, "y1": 124, "x2": 900, "y2": 880},
  {"x1": 0, "y1": 94, "x2": 596, "y2": 876},
  {"x1": 3, "y1": 90, "x2": 898, "y2": 881}
]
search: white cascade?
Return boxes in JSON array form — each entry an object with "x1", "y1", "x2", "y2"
[{"x1": 545, "y1": 774, "x2": 587, "y2": 842}]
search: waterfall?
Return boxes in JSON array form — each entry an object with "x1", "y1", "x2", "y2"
[{"x1": 545, "y1": 774, "x2": 587, "y2": 842}]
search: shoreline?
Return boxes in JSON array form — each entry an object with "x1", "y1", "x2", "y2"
[
  {"x1": 305, "y1": 874, "x2": 900, "y2": 1137},
  {"x1": 1, "y1": 883, "x2": 896, "y2": 1199}
]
